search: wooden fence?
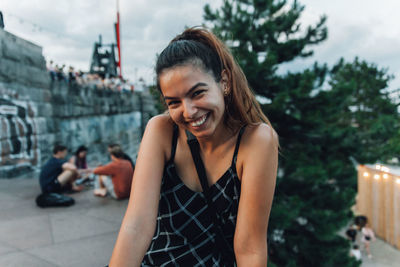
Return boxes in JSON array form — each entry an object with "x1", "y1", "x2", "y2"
[{"x1": 356, "y1": 164, "x2": 400, "y2": 249}]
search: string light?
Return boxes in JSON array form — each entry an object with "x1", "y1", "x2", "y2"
[{"x1": 360, "y1": 165, "x2": 399, "y2": 184}]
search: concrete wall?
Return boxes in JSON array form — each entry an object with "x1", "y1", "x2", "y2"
[{"x1": 0, "y1": 28, "x2": 157, "y2": 177}]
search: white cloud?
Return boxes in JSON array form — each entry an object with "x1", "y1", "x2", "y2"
[
  {"x1": 284, "y1": 0, "x2": 400, "y2": 92},
  {"x1": 2, "y1": 0, "x2": 216, "y2": 82},
  {"x1": 1, "y1": 0, "x2": 400, "y2": 92}
]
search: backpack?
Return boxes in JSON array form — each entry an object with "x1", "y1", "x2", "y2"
[{"x1": 36, "y1": 193, "x2": 75, "y2": 208}]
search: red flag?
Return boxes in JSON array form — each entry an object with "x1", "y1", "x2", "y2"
[{"x1": 115, "y1": 0, "x2": 122, "y2": 78}]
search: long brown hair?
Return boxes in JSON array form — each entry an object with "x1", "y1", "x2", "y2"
[{"x1": 156, "y1": 27, "x2": 273, "y2": 131}]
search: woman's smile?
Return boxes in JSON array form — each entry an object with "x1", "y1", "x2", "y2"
[{"x1": 189, "y1": 113, "x2": 208, "y2": 127}]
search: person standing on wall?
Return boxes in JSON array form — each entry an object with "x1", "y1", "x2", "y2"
[{"x1": 0, "y1": 11, "x2": 4, "y2": 29}]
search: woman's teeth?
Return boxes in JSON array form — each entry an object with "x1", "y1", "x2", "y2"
[{"x1": 191, "y1": 114, "x2": 207, "y2": 127}]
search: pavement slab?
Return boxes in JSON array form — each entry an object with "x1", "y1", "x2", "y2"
[
  {"x1": 361, "y1": 237, "x2": 400, "y2": 266},
  {"x1": 0, "y1": 251, "x2": 57, "y2": 267},
  {"x1": 0, "y1": 214, "x2": 53, "y2": 250},
  {"x1": 49, "y1": 209, "x2": 118, "y2": 243},
  {"x1": 0, "y1": 240, "x2": 18, "y2": 256},
  {"x1": 27, "y1": 232, "x2": 117, "y2": 267}
]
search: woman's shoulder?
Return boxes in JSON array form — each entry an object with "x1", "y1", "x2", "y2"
[
  {"x1": 143, "y1": 114, "x2": 176, "y2": 158},
  {"x1": 236, "y1": 123, "x2": 278, "y2": 173},
  {"x1": 147, "y1": 114, "x2": 174, "y2": 129},
  {"x1": 241, "y1": 123, "x2": 278, "y2": 149}
]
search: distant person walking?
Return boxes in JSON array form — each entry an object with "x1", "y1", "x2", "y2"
[
  {"x1": 361, "y1": 223, "x2": 376, "y2": 258},
  {"x1": 93, "y1": 146, "x2": 134, "y2": 199},
  {"x1": 39, "y1": 145, "x2": 83, "y2": 193}
]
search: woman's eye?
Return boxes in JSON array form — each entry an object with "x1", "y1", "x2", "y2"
[
  {"x1": 192, "y1": 90, "x2": 205, "y2": 97},
  {"x1": 167, "y1": 101, "x2": 179, "y2": 106}
]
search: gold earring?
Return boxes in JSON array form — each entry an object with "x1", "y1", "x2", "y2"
[{"x1": 223, "y1": 85, "x2": 229, "y2": 96}]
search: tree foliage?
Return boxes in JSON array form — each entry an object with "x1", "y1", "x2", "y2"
[
  {"x1": 204, "y1": 1, "x2": 399, "y2": 266},
  {"x1": 204, "y1": 0, "x2": 327, "y2": 99}
]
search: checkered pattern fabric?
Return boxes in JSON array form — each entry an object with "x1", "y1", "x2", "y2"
[{"x1": 141, "y1": 126, "x2": 245, "y2": 267}]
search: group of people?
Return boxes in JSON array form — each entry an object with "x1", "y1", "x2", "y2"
[
  {"x1": 46, "y1": 60, "x2": 135, "y2": 92},
  {"x1": 39, "y1": 144, "x2": 134, "y2": 200},
  {"x1": 346, "y1": 215, "x2": 376, "y2": 261}
]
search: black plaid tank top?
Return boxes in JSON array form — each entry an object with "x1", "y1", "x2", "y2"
[{"x1": 141, "y1": 126, "x2": 245, "y2": 267}]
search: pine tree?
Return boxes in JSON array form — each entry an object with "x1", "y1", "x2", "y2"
[
  {"x1": 327, "y1": 58, "x2": 400, "y2": 163},
  {"x1": 204, "y1": 0, "x2": 327, "y2": 100},
  {"x1": 204, "y1": 1, "x2": 398, "y2": 266}
]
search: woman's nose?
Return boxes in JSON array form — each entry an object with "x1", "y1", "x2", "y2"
[{"x1": 182, "y1": 100, "x2": 197, "y2": 119}]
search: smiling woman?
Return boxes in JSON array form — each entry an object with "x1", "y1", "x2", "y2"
[{"x1": 110, "y1": 27, "x2": 278, "y2": 267}]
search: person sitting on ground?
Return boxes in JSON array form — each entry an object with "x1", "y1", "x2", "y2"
[
  {"x1": 93, "y1": 146, "x2": 134, "y2": 199},
  {"x1": 39, "y1": 144, "x2": 83, "y2": 193},
  {"x1": 107, "y1": 143, "x2": 135, "y2": 169},
  {"x1": 69, "y1": 145, "x2": 93, "y2": 182}
]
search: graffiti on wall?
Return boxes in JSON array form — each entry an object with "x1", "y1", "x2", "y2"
[{"x1": 0, "y1": 98, "x2": 38, "y2": 165}]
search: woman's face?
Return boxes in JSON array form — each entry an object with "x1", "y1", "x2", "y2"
[
  {"x1": 159, "y1": 64, "x2": 227, "y2": 140},
  {"x1": 78, "y1": 150, "x2": 87, "y2": 158}
]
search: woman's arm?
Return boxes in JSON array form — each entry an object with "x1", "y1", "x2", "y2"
[
  {"x1": 109, "y1": 115, "x2": 172, "y2": 266},
  {"x1": 62, "y1": 162, "x2": 78, "y2": 172},
  {"x1": 93, "y1": 162, "x2": 117, "y2": 176},
  {"x1": 68, "y1": 156, "x2": 75, "y2": 165},
  {"x1": 234, "y1": 124, "x2": 278, "y2": 267}
]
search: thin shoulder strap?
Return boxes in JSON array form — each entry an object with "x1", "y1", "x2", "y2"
[
  {"x1": 231, "y1": 126, "x2": 246, "y2": 166},
  {"x1": 185, "y1": 130, "x2": 235, "y2": 264},
  {"x1": 169, "y1": 124, "x2": 179, "y2": 162}
]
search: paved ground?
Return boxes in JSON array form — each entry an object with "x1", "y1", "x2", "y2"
[
  {"x1": 1, "y1": 175, "x2": 400, "y2": 266},
  {"x1": 0, "y1": 175, "x2": 127, "y2": 267},
  {"x1": 360, "y1": 238, "x2": 400, "y2": 267}
]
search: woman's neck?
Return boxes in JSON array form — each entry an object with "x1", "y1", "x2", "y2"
[{"x1": 180, "y1": 125, "x2": 237, "y2": 154}]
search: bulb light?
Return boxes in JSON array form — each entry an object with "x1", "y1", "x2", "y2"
[
  {"x1": 382, "y1": 167, "x2": 390, "y2": 172},
  {"x1": 374, "y1": 174, "x2": 380, "y2": 180},
  {"x1": 363, "y1": 172, "x2": 369, "y2": 177},
  {"x1": 383, "y1": 174, "x2": 389, "y2": 179},
  {"x1": 376, "y1": 164, "x2": 381, "y2": 170},
  {"x1": 397, "y1": 179, "x2": 400, "y2": 184}
]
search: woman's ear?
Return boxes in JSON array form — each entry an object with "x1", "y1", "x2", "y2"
[{"x1": 221, "y1": 69, "x2": 231, "y2": 96}]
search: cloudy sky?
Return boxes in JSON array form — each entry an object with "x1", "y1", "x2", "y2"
[{"x1": 2, "y1": 0, "x2": 400, "y2": 95}]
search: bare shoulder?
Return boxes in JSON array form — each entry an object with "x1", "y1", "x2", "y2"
[
  {"x1": 142, "y1": 114, "x2": 175, "y2": 160},
  {"x1": 241, "y1": 123, "x2": 278, "y2": 151},
  {"x1": 146, "y1": 114, "x2": 173, "y2": 132},
  {"x1": 236, "y1": 123, "x2": 278, "y2": 179}
]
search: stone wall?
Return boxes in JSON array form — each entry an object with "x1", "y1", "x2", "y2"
[{"x1": 0, "y1": 28, "x2": 157, "y2": 177}]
